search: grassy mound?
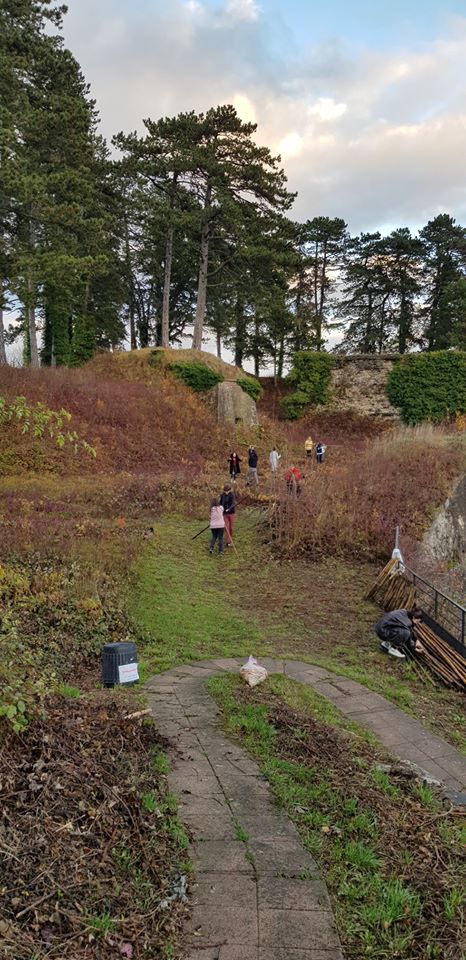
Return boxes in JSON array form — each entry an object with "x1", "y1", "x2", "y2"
[{"x1": 87, "y1": 346, "x2": 248, "y2": 384}]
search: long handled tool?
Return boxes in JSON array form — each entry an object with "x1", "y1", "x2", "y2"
[{"x1": 191, "y1": 491, "x2": 251, "y2": 541}]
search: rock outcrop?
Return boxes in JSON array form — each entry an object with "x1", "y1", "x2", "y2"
[
  {"x1": 422, "y1": 473, "x2": 466, "y2": 565},
  {"x1": 212, "y1": 380, "x2": 258, "y2": 428},
  {"x1": 330, "y1": 355, "x2": 399, "y2": 419}
]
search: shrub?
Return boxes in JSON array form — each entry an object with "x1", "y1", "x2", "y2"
[
  {"x1": 281, "y1": 352, "x2": 334, "y2": 419},
  {"x1": 387, "y1": 351, "x2": 466, "y2": 425},
  {"x1": 148, "y1": 349, "x2": 164, "y2": 368},
  {"x1": 237, "y1": 377, "x2": 262, "y2": 402},
  {"x1": 166, "y1": 361, "x2": 224, "y2": 392},
  {"x1": 280, "y1": 391, "x2": 310, "y2": 420}
]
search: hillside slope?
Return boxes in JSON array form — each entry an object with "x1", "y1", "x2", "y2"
[{"x1": 0, "y1": 364, "x2": 223, "y2": 476}]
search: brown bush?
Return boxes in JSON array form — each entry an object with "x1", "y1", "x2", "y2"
[
  {"x1": 0, "y1": 365, "x2": 223, "y2": 476},
  {"x1": 275, "y1": 426, "x2": 464, "y2": 561}
]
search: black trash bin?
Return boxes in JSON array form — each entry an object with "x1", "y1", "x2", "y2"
[{"x1": 102, "y1": 641, "x2": 139, "y2": 688}]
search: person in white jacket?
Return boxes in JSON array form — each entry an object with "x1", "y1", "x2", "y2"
[{"x1": 269, "y1": 448, "x2": 281, "y2": 474}]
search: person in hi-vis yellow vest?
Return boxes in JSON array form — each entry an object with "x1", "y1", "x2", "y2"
[{"x1": 304, "y1": 436, "x2": 313, "y2": 458}]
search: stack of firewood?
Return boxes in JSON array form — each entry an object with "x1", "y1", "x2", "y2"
[{"x1": 366, "y1": 559, "x2": 466, "y2": 691}]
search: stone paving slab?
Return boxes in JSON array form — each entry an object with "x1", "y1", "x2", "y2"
[
  {"x1": 259, "y1": 908, "x2": 341, "y2": 952},
  {"x1": 145, "y1": 656, "x2": 466, "y2": 959}
]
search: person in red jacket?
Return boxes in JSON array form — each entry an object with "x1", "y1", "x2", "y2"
[{"x1": 285, "y1": 465, "x2": 302, "y2": 497}]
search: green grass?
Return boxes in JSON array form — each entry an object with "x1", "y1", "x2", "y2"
[
  {"x1": 208, "y1": 673, "x2": 466, "y2": 960},
  {"x1": 84, "y1": 910, "x2": 115, "y2": 937},
  {"x1": 56, "y1": 683, "x2": 81, "y2": 699},
  {"x1": 130, "y1": 514, "x2": 466, "y2": 753},
  {"x1": 131, "y1": 516, "x2": 268, "y2": 674}
]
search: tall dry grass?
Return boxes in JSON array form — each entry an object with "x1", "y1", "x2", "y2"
[
  {"x1": 0, "y1": 365, "x2": 224, "y2": 476},
  {"x1": 275, "y1": 425, "x2": 464, "y2": 561}
]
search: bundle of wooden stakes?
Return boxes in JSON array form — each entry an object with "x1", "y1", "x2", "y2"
[
  {"x1": 365, "y1": 557, "x2": 417, "y2": 610},
  {"x1": 366, "y1": 559, "x2": 466, "y2": 692},
  {"x1": 413, "y1": 622, "x2": 466, "y2": 692}
]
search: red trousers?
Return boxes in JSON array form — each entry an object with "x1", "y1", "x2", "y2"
[{"x1": 224, "y1": 514, "x2": 235, "y2": 543}]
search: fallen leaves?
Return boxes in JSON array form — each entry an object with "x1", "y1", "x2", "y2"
[{"x1": 0, "y1": 691, "x2": 188, "y2": 958}]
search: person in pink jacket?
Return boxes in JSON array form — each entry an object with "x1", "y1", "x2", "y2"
[{"x1": 209, "y1": 497, "x2": 225, "y2": 555}]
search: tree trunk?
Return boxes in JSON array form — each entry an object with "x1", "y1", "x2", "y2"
[
  {"x1": 253, "y1": 318, "x2": 260, "y2": 377},
  {"x1": 192, "y1": 184, "x2": 212, "y2": 350},
  {"x1": 234, "y1": 296, "x2": 246, "y2": 367},
  {"x1": 123, "y1": 217, "x2": 137, "y2": 350},
  {"x1": 216, "y1": 330, "x2": 222, "y2": 358},
  {"x1": 294, "y1": 271, "x2": 305, "y2": 351},
  {"x1": 27, "y1": 277, "x2": 39, "y2": 368},
  {"x1": 161, "y1": 222, "x2": 174, "y2": 348},
  {"x1": 161, "y1": 174, "x2": 178, "y2": 349},
  {"x1": 317, "y1": 242, "x2": 328, "y2": 350},
  {"x1": 277, "y1": 335, "x2": 285, "y2": 378},
  {"x1": 0, "y1": 306, "x2": 7, "y2": 364}
]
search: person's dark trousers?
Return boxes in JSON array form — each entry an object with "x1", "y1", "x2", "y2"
[
  {"x1": 209, "y1": 528, "x2": 224, "y2": 553},
  {"x1": 317, "y1": 454, "x2": 323, "y2": 464},
  {"x1": 376, "y1": 624, "x2": 411, "y2": 652}
]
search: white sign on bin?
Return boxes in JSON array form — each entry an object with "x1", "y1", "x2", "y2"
[{"x1": 118, "y1": 662, "x2": 139, "y2": 684}]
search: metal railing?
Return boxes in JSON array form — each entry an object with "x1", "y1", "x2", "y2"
[{"x1": 403, "y1": 564, "x2": 466, "y2": 651}]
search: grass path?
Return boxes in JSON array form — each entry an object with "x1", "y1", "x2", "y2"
[{"x1": 131, "y1": 513, "x2": 466, "y2": 752}]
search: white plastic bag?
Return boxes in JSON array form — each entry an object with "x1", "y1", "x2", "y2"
[{"x1": 240, "y1": 655, "x2": 268, "y2": 688}]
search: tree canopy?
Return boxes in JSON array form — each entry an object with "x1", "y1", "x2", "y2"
[{"x1": 1, "y1": 2, "x2": 465, "y2": 371}]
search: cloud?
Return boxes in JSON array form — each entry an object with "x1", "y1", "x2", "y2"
[
  {"x1": 225, "y1": 0, "x2": 261, "y2": 22},
  {"x1": 232, "y1": 92, "x2": 257, "y2": 123},
  {"x1": 308, "y1": 97, "x2": 347, "y2": 122},
  {"x1": 184, "y1": 0, "x2": 203, "y2": 15},
  {"x1": 62, "y1": 3, "x2": 466, "y2": 233},
  {"x1": 278, "y1": 131, "x2": 304, "y2": 159}
]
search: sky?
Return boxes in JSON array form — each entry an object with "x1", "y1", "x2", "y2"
[{"x1": 61, "y1": 0, "x2": 466, "y2": 235}]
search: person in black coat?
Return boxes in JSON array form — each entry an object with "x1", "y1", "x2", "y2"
[
  {"x1": 227, "y1": 451, "x2": 241, "y2": 481},
  {"x1": 246, "y1": 446, "x2": 258, "y2": 487},
  {"x1": 220, "y1": 483, "x2": 236, "y2": 545},
  {"x1": 374, "y1": 607, "x2": 423, "y2": 657}
]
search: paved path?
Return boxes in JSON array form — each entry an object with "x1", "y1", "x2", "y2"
[{"x1": 145, "y1": 658, "x2": 466, "y2": 960}]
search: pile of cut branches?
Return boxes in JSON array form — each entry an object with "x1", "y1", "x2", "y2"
[{"x1": 0, "y1": 692, "x2": 188, "y2": 959}]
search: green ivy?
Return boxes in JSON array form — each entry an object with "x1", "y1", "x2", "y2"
[
  {"x1": 167, "y1": 362, "x2": 224, "y2": 392},
  {"x1": 387, "y1": 351, "x2": 466, "y2": 424},
  {"x1": 280, "y1": 351, "x2": 334, "y2": 419},
  {"x1": 237, "y1": 377, "x2": 262, "y2": 402}
]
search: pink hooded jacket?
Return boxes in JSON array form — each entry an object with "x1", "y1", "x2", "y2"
[{"x1": 210, "y1": 505, "x2": 225, "y2": 529}]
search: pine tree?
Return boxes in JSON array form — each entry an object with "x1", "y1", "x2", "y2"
[
  {"x1": 2, "y1": 1, "x2": 124, "y2": 367},
  {"x1": 420, "y1": 214, "x2": 466, "y2": 350},
  {"x1": 339, "y1": 233, "x2": 393, "y2": 353},
  {"x1": 382, "y1": 228, "x2": 423, "y2": 353},
  {"x1": 187, "y1": 105, "x2": 294, "y2": 350}
]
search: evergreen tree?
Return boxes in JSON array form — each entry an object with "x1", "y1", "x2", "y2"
[
  {"x1": 2, "y1": 0, "x2": 124, "y2": 367},
  {"x1": 383, "y1": 228, "x2": 423, "y2": 353},
  {"x1": 294, "y1": 216, "x2": 348, "y2": 350},
  {"x1": 339, "y1": 233, "x2": 393, "y2": 353},
  {"x1": 186, "y1": 105, "x2": 294, "y2": 350},
  {"x1": 419, "y1": 214, "x2": 466, "y2": 350},
  {"x1": 441, "y1": 277, "x2": 466, "y2": 349}
]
